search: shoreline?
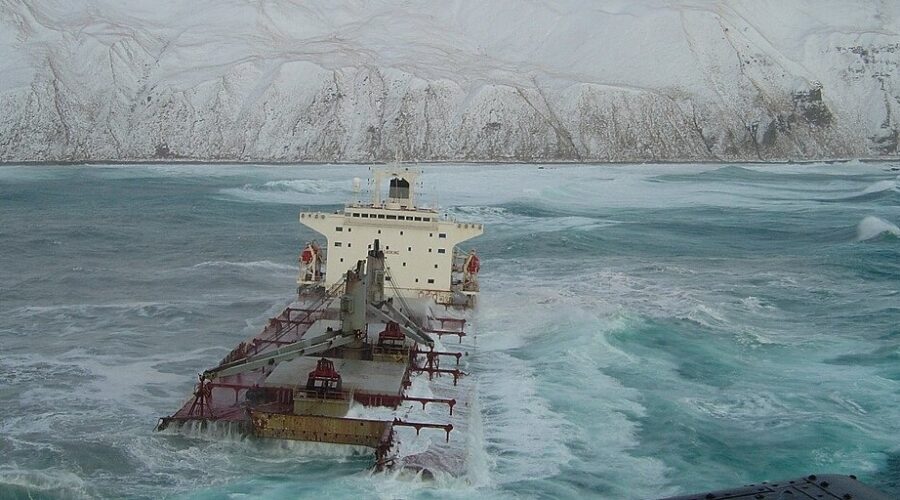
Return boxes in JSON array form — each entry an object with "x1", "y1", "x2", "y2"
[{"x1": 0, "y1": 156, "x2": 898, "y2": 167}]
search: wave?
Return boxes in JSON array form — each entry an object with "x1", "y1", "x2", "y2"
[
  {"x1": 219, "y1": 178, "x2": 353, "y2": 205},
  {"x1": 0, "y1": 470, "x2": 91, "y2": 500},
  {"x1": 191, "y1": 260, "x2": 296, "y2": 272},
  {"x1": 655, "y1": 165, "x2": 878, "y2": 185},
  {"x1": 4, "y1": 296, "x2": 290, "y2": 334},
  {"x1": 474, "y1": 349, "x2": 576, "y2": 483},
  {"x1": 3, "y1": 347, "x2": 223, "y2": 407},
  {"x1": 860, "y1": 178, "x2": 899, "y2": 195},
  {"x1": 255, "y1": 179, "x2": 348, "y2": 195},
  {"x1": 739, "y1": 296, "x2": 769, "y2": 310},
  {"x1": 6, "y1": 301, "x2": 194, "y2": 321},
  {"x1": 677, "y1": 303, "x2": 731, "y2": 330},
  {"x1": 856, "y1": 216, "x2": 900, "y2": 241},
  {"x1": 824, "y1": 178, "x2": 900, "y2": 203},
  {"x1": 446, "y1": 205, "x2": 509, "y2": 224},
  {"x1": 157, "y1": 420, "x2": 373, "y2": 458},
  {"x1": 685, "y1": 392, "x2": 803, "y2": 428}
]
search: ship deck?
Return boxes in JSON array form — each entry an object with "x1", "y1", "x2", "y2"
[
  {"x1": 159, "y1": 293, "x2": 477, "y2": 477},
  {"x1": 264, "y1": 356, "x2": 407, "y2": 395},
  {"x1": 162, "y1": 291, "x2": 334, "y2": 424}
]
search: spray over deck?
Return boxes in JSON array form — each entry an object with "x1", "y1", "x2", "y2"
[{"x1": 157, "y1": 166, "x2": 484, "y2": 474}]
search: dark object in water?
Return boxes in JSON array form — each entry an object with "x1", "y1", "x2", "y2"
[{"x1": 659, "y1": 474, "x2": 891, "y2": 500}]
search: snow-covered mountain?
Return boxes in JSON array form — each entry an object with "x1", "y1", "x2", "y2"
[{"x1": 1, "y1": 0, "x2": 898, "y2": 163}]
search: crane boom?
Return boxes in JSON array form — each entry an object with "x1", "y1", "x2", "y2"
[{"x1": 203, "y1": 327, "x2": 356, "y2": 380}]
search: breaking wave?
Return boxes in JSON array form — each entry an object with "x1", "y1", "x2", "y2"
[
  {"x1": 860, "y1": 178, "x2": 899, "y2": 195},
  {"x1": 220, "y1": 178, "x2": 354, "y2": 205},
  {"x1": 446, "y1": 206, "x2": 509, "y2": 224},
  {"x1": 5, "y1": 162, "x2": 900, "y2": 498},
  {"x1": 856, "y1": 216, "x2": 900, "y2": 241},
  {"x1": 255, "y1": 179, "x2": 348, "y2": 195},
  {"x1": 158, "y1": 421, "x2": 371, "y2": 456},
  {"x1": 6, "y1": 301, "x2": 194, "y2": 321},
  {"x1": 0, "y1": 470, "x2": 91, "y2": 500},
  {"x1": 826, "y1": 178, "x2": 900, "y2": 203},
  {"x1": 191, "y1": 260, "x2": 296, "y2": 272},
  {"x1": 685, "y1": 392, "x2": 802, "y2": 428}
]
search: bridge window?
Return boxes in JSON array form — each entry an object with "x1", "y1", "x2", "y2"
[
  {"x1": 336, "y1": 226, "x2": 343, "y2": 231},
  {"x1": 387, "y1": 215, "x2": 397, "y2": 220},
  {"x1": 437, "y1": 248, "x2": 446, "y2": 254},
  {"x1": 362, "y1": 213, "x2": 369, "y2": 218},
  {"x1": 439, "y1": 233, "x2": 446, "y2": 238},
  {"x1": 334, "y1": 242, "x2": 342, "y2": 247},
  {"x1": 352, "y1": 213, "x2": 360, "y2": 217},
  {"x1": 414, "y1": 217, "x2": 422, "y2": 221},
  {"x1": 427, "y1": 278, "x2": 435, "y2": 284}
]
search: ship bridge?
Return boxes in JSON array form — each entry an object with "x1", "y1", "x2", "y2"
[{"x1": 298, "y1": 167, "x2": 483, "y2": 302}]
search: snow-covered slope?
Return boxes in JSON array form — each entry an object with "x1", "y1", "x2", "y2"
[{"x1": 1, "y1": 0, "x2": 898, "y2": 162}]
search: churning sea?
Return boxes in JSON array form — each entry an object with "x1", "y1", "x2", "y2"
[{"x1": 1, "y1": 162, "x2": 899, "y2": 499}]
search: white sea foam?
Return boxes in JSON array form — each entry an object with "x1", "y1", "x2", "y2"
[
  {"x1": 7, "y1": 163, "x2": 900, "y2": 499},
  {"x1": 679, "y1": 303, "x2": 731, "y2": 330},
  {"x1": 85, "y1": 164, "x2": 261, "y2": 179},
  {"x1": 365, "y1": 465, "x2": 483, "y2": 499},
  {"x1": 476, "y1": 350, "x2": 575, "y2": 483},
  {"x1": 463, "y1": 393, "x2": 492, "y2": 488},
  {"x1": 156, "y1": 419, "x2": 248, "y2": 442},
  {"x1": 191, "y1": 260, "x2": 296, "y2": 272},
  {"x1": 856, "y1": 216, "x2": 900, "y2": 241},
  {"x1": 686, "y1": 392, "x2": 801, "y2": 425},
  {"x1": 859, "y1": 179, "x2": 899, "y2": 195},
  {"x1": 3, "y1": 300, "x2": 237, "y2": 326},
  {"x1": 219, "y1": 178, "x2": 355, "y2": 205},
  {"x1": 445, "y1": 206, "x2": 510, "y2": 224},
  {"x1": 473, "y1": 278, "x2": 676, "y2": 494},
  {"x1": 0, "y1": 469, "x2": 91, "y2": 499},
  {"x1": 161, "y1": 421, "x2": 372, "y2": 457},
  {"x1": 740, "y1": 296, "x2": 768, "y2": 310},
  {"x1": 732, "y1": 327, "x2": 780, "y2": 346},
  {"x1": 5, "y1": 348, "x2": 223, "y2": 419},
  {"x1": 259, "y1": 179, "x2": 343, "y2": 194},
  {"x1": 826, "y1": 393, "x2": 868, "y2": 416}
]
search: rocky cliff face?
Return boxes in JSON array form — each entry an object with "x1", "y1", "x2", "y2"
[{"x1": 1, "y1": 0, "x2": 898, "y2": 163}]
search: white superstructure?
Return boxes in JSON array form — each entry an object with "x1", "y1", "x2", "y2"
[{"x1": 299, "y1": 166, "x2": 483, "y2": 302}]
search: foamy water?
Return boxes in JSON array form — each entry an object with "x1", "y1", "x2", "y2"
[
  {"x1": 1, "y1": 162, "x2": 899, "y2": 499},
  {"x1": 857, "y1": 216, "x2": 900, "y2": 241}
]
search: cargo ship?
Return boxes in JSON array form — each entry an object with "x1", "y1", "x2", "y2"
[{"x1": 157, "y1": 166, "x2": 484, "y2": 474}]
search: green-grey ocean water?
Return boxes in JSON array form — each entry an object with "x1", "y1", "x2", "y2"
[{"x1": 1, "y1": 163, "x2": 899, "y2": 499}]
